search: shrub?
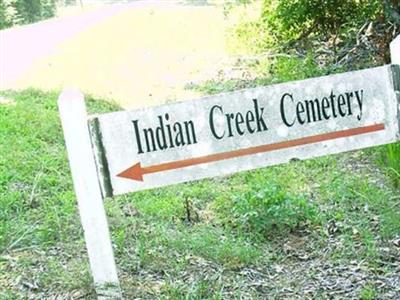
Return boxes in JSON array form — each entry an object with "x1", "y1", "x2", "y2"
[
  {"x1": 0, "y1": 0, "x2": 19, "y2": 28},
  {"x1": 214, "y1": 182, "x2": 318, "y2": 238},
  {"x1": 268, "y1": 54, "x2": 329, "y2": 82},
  {"x1": 0, "y1": 0, "x2": 57, "y2": 30},
  {"x1": 229, "y1": 1, "x2": 399, "y2": 52},
  {"x1": 261, "y1": 0, "x2": 383, "y2": 47}
]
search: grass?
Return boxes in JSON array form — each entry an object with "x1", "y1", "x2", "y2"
[
  {"x1": 376, "y1": 143, "x2": 400, "y2": 188},
  {"x1": 360, "y1": 284, "x2": 378, "y2": 300},
  {"x1": 0, "y1": 84, "x2": 399, "y2": 299}
]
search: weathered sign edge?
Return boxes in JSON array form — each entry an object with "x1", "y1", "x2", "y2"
[
  {"x1": 390, "y1": 64, "x2": 400, "y2": 139},
  {"x1": 390, "y1": 34, "x2": 400, "y2": 66},
  {"x1": 89, "y1": 117, "x2": 114, "y2": 198},
  {"x1": 89, "y1": 64, "x2": 400, "y2": 195},
  {"x1": 391, "y1": 35, "x2": 400, "y2": 139},
  {"x1": 391, "y1": 64, "x2": 400, "y2": 92}
]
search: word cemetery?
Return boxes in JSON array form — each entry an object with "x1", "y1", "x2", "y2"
[
  {"x1": 132, "y1": 89, "x2": 365, "y2": 154},
  {"x1": 58, "y1": 36, "x2": 400, "y2": 299}
]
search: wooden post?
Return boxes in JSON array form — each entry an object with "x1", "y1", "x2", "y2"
[{"x1": 58, "y1": 89, "x2": 121, "y2": 299}]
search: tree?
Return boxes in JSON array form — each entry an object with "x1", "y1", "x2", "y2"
[
  {"x1": 261, "y1": 0, "x2": 383, "y2": 45},
  {"x1": 0, "y1": 0, "x2": 19, "y2": 29},
  {"x1": 0, "y1": 0, "x2": 57, "y2": 30}
]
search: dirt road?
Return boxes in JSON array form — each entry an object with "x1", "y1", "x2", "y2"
[
  {"x1": 1, "y1": 1, "x2": 234, "y2": 109},
  {"x1": 0, "y1": 3, "x2": 132, "y2": 90}
]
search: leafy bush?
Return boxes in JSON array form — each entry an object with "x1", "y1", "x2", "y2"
[
  {"x1": 214, "y1": 182, "x2": 318, "y2": 238},
  {"x1": 268, "y1": 54, "x2": 332, "y2": 82},
  {"x1": 0, "y1": 0, "x2": 18, "y2": 28},
  {"x1": 261, "y1": 0, "x2": 382, "y2": 46},
  {"x1": 0, "y1": 0, "x2": 57, "y2": 30},
  {"x1": 230, "y1": 1, "x2": 399, "y2": 52}
]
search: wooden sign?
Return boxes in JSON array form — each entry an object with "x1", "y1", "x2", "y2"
[
  {"x1": 58, "y1": 36, "x2": 399, "y2": 299},
  {"x1": 91, "y1": 65, "x2": 399, "y2": 197}
]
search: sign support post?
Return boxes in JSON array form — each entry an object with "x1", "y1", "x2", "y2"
[
  {"x1": 391, "y1": 35, "x2": 400, "y2": 129},
  {"x1": 58, "y1": 89, "x2": 121, "y2": 299},
  {"x1": 391, "y1": 34, "x2": 400, "y2": 64}
]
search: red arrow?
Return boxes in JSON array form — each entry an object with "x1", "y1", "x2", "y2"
[{"x1": 117, "y1": 123, "x2": 385, "y2": 182}]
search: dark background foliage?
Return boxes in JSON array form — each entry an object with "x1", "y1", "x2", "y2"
[{"x1": 0, "y1": 0, "x2": 57, "y2": 29}]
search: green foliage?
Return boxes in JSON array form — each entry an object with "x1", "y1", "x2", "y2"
[
  {"x1": 214, "y1": 181, "x2": 319, "y2": 237},
  {"x1": 165, "y1": 225, "x2": 261, "y2": 268},
  {"x1": 268, "y1": 54, "x2": 332, "y2": 82},
  {"x1": 15, "y1": 0, "x2": 42, "y2": 23},
  {"x1": 261, "y1": 0, "x2": 383, "y2": 47},
  {"x1": 0, "y1": 89, "x2": 117, "y2": 252},
  {"x1": 359, "y1": 284, "x2": 378, "y2": 300},
  {"x1": 41, "y1": 0, "x2": 57, "y2": 19},
  {"x1": 378, "y1": 143, "x2": 400, "y2": 188},
  {"x1": 0, "y1": 0, "x2": 57, "y2": 29},
  {"x1": 384, "y1": 0, "x2": 400, "y2": 25},
  {"x1": 0, "y1": 0, "x2": 19, "y2": 28},
  {"x1": 229, "y1": 1, "x2": 386, "y2": 53}
]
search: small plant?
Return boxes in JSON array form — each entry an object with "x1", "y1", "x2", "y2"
[
  {"x1": 383, "y1": 143, "x2": 400, "y2": 188},
  {"x1": 375, "y1": 143, "x2": 400, "y2": 188},
  {"x1": 269, "y1": 54, "x2": 328, "y2": 83},
  {"x1": 214, "y1": 182, "x2": 318, "y2": 238},
  {"x1": 359, "y1": 284, "x2": 377, "y2": 300}
]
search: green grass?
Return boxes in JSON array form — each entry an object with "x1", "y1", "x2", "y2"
[
  {"x1": 0, "y1": 89, "x2": 114, "y2": 298},
  {"x1": 360, "y1": 284, "x2": 378, "y2": 300},
  {"x1": 1, "y1": 88, "x2": 399, "y2": 298},
  {"x1": 376, "y1": 143, "x2": 400, "y2": 188}
]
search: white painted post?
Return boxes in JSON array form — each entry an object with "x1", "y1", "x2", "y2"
[
  {"x1": 58, "y1": 89, "x2": 121, "y2": 299},
  {"x1": 391, "y1": 35, "x2": 400, "y2": 139},
  {"x1": 391, "y1": 34, "x2": 400, "y2": 64}
]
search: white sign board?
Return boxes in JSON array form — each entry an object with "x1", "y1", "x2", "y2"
[
  {"x1": 58, "y1": 61, "x2": 399, "y2": 299},
  {"x1": 92, "y1": 65, "x2": 399, "y2": 197}
]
